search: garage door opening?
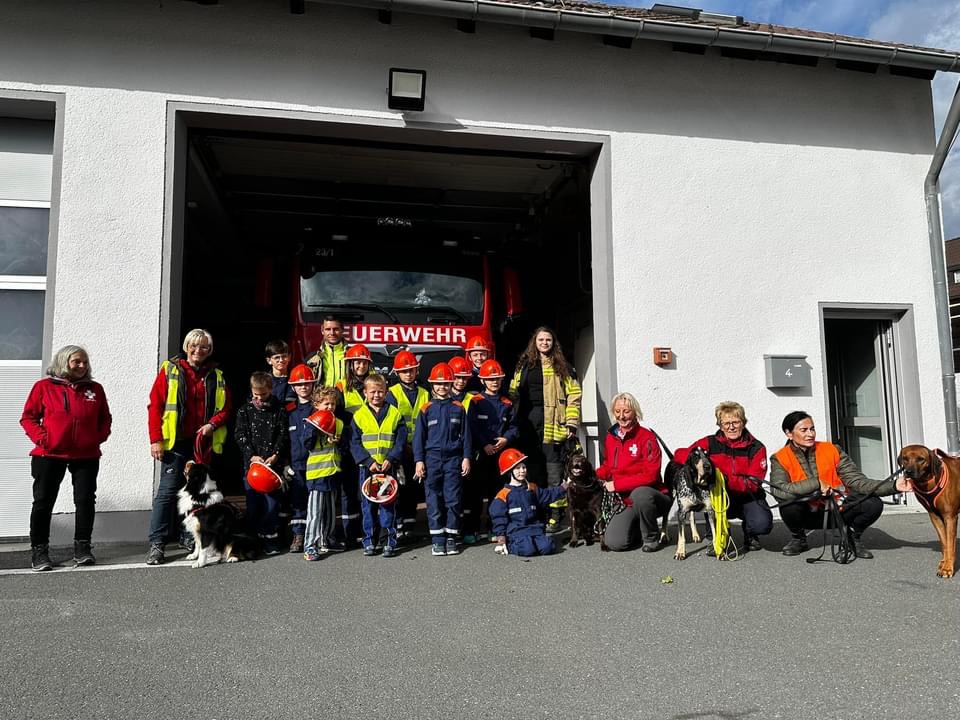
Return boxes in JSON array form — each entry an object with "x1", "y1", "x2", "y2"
[{"x1": 170, "y1": 112, "x2": 599, "y2": 490}]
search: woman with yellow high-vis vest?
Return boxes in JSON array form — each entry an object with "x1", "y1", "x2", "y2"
[
  {"x1": 509, "y1": 326, "x2": 581, "y2": 532},
  {"x1": 145, "y1": 329, "x2": 232, "y2": 565}
]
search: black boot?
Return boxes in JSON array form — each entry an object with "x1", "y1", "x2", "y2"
[
  {"x1": 31, "y1": 544, "x2": 53, "y2": 572},
  {"x1": 73, "y1": 540, "x2": 95, "y2": 566},
  {"x1": 849, "y1": 530, "x2": 873, "y2": 559},
  {"x1": 781, "y1": 533, "x2": 809, "y2": 556}
]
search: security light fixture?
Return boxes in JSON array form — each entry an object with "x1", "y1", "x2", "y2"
[{"x1": 388, "y1": 68, "x2": 426, "y2": 112}]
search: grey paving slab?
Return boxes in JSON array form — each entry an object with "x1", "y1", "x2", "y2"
[{"x1": 1, "y1": 514, "x2": 957, "y2": 720}]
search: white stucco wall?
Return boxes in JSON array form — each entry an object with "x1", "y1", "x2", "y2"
[{"x1": 0, "y1": 0, "x2": 944, "y2": 531}]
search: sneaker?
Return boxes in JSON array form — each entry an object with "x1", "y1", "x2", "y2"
[
  {"x1": 303, "y1": 547, "x2": 322, "y2": 561},
  {"x1": 463, "y1": 533, "x2": 477, "y2": 545},
  {"x1": 263, "y1": 541, "x2": 282, "y2": 556},
  {"x1": 320, "y1": 541, "x2": 346, "y2": 554},
  {"x1": 382, "y1": 545, "x2": 398, "y2": 558},
  {"x1": 431, "y1": 542, "x2": 446, "y2": 556},
  {"x1": 178, "y1": 537, "x2": 195, "y2": 553},
  {"x1": 782, "y1": 535, "x2": 809, "y2": 556},
  {"x1": 445, "y1": 537, "x2": 460, "y2": 555},
  {"x1": 145, "y1": 544, "x2": 165, "y2": 565},
  {"x1": 545, "y1": 518, "x2": 561, "y2": 534},
  {"x1": 31, "y1": 544, "x2": 53, "y2": 572},
  {"x1": 73, "y1": 540, "x2": 95, "y2": 567},
  {"x1": 289, "y1": 536, "x2": 305, "y2": 554},
  {"x1": 363, "y1": 545, "x2": 377, "y2": 556}
]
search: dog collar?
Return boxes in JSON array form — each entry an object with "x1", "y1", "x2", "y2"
[{"x1": 909, "y1": 461, "x2": 948, "y2": 511}]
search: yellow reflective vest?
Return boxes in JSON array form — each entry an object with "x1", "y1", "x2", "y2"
[
  {"x1": 307, "y1": 343, "x2": 346, "y2": 388},
  {"x1": 353, "y1": 404, "x2": 403, "y2": 465},
  {"x1": 388, "y1": 383, "x2": 428, "y2": 444},
  {"x1": 306, "y1": 418, "x2": 344, "y2": 480},
  {"x1": 160, "y1": 360, "x2": 227, "y2": 453},
  {"x1": 336, "y1": 380, "x2": 365, "y2": 415}
]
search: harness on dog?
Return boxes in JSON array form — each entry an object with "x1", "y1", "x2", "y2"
[
  {"x1": 594, "y1": 491, "x2": 625, "y2": 536},
  {"x1": 909, "y1": 457, "x2": 948, "y2": 512}
]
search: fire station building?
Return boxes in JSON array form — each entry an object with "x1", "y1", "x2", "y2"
[{"x1": 0, "y1": 0, "x2": 958, "y2": 541}]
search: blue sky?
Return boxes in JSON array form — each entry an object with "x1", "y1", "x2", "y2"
[{"x1": 611, "y1": 0, "x2": 960, "y2": 238}]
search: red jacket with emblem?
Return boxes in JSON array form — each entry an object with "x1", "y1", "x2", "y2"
[
  {"x1": 595, "y1": 422, "x2": 666, "y2": 495},
  {"x1": 680, "y1": 430, "x2": 767, "y2": 495},
  {"x1": 20, "y1": 377, "x2": 112, "y2": 459}
]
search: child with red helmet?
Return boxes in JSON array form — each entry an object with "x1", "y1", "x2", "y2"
[
  {"x1": 235, "y1": 371, "x2": 289, "y2": 556},
  {"x1": 464, "y1": 335, "x2": 491, "y2": 393},
  {"x1": 284, "y1": 364, "x2": 318, "y2": 553},
  {"x1": 386, "y1": 350, "x2": 429, "y2": 540},
  {"x1": 489, "y1": 449, "x2": 567, "y2": 557},
  {"x1": 302, "y1": 392, "x2": 347, "y2": 560},
  {"x1": 334, "y1": 344, "x2": 373, "y2": 546},
  {"x1": 413, "y1": 362, "x2": 473, "y2": 556}
]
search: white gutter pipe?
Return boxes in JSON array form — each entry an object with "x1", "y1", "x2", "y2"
[{"x1": 925, "y1": 79, "x2": 960, "y2": 453}]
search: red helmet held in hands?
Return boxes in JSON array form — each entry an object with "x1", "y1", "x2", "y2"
[
  {"x1": 428, "y1": 362, "x2": 455, "y2": 383},
  {"x1": 345, "y1": 344, "x2": 372, "y2": 363},
  {"x1": 478, "y1": 359, "x2": 505, "y2": 380},
  {"x1": 306, "y1": 409, "x2": 337, "y2": 437},
  {"x1": 288, "y1": 364, "x2": 316, "y2": 385},
  {"x1": 448, "y1": 356, "x2": 473, "y2": 378},
  {"x1": 247, "y1": 460, "x2": 282, "y2": 493},
  {"x1": 393, "y1": 350, "x2": 419, "y2": 372},
  {"x1": 361, "y1": 474, "x2": 399, "y2": 505},
  {"x1": 498, "y1": 448, "x2": 527, "y2": 475},
  {"x1": 465, "y1": 336, "x2": 491, "y2": 353}
]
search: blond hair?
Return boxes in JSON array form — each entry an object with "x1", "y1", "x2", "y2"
[
  {"x1": 714, "y1": 401, "x2": 747, "y2": 426},
  {"x1": 182, "y1": 328, "x2": 213, "y2": 353},
  {"x1": 610, "y1": 392, "x2": 643, "y2": 421}
]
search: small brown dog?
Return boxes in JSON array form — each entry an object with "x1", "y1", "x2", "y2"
[
  {"x1": 564, "y1": 452, "x2": 603, "y2": 548},
  {"x1": 897, "y1": 445, "x2": 960, "y2": 578}
]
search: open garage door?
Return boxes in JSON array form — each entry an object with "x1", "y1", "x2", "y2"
[{"x1": 169, "y1": 111, "x2": 599, "y2": 489}]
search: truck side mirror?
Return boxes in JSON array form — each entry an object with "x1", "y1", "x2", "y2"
[{"x1": 503, "y1": 266, "x2": 523, "y2": 319}]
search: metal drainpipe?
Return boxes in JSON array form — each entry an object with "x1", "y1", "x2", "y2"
[{"x1": 925, "y1": 78, "x2": 960, "y2": 453}]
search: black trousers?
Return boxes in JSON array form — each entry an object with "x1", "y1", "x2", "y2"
[
  {"x1": 29, "y1": 456, "x2": 99, "y2": 546},
  {"x1": 780, "y1": 494, "x2": 883, "y2": 536}
]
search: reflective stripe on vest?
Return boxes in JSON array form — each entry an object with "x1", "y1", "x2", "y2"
[
  {"x1": 337, "y1": 384, "x2": 364, "y2": 415},
  {"x1": 306, "y1": 418, "x2": 344, "y2": 480},
  {"x1": 773, "y1": 442, "x2": 842, "y2": 489},
  {"x1": 354, "y1": 404, "x2": 403, "y2": 465},
  {"x1": 323, "y1": 343, "x2": 346, "y2": 388},
  {"x1": 388, "y1": 384, "x2": 428, "y2": 440},
  {"x1": 160, "y1": 360, "x2": 227, "y2": 454}
]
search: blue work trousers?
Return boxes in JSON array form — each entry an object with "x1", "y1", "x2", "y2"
[
  {"x1": 286, "y1": 468, "x2": 308, "y2": 538},
  {"x1": 507, "y1": 530, "x2": 556, "y2": 557},
  {"x1": 359, "y1": 467, "x2": 397, "y2": 549},
  {"x1": 424, "y1": 454, "x2": 463, "y2": 538},
  {"x1": 337, "y1": 456, "x2": 361, "y2": 543}
]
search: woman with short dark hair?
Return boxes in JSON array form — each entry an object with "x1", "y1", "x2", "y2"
[
  {"x1": 769, "y1": 410, "x2": 907, "y2": 558},
  {"x1": 20, "y1": 345, "x2": 112, "y2": 571}
]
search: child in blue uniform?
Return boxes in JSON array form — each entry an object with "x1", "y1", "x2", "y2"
[
  {"x1": 489, "y1": 449, "x2": 566, "y2": 557},
  {"x1": 386, "y1": 350, "x2": 428, "y2": 541},
  {"x1": 465, "y1": 359, "x2": 518, "y2": 544},
  {"x1": 265, "y1": 339, "x2": 296, "y2": 408},
  {"x1": 302, "y1": 400, "x2": 346, "y2": 560},
  {"x1": 351, "y1": 374, "x2": 406, "y2": 557},
  {"x1": 284, "y1": 364, "x2": 316, "y2": 553},
  {"x1": 414, "y1": 362, "x2": 472, "y2": 556}
]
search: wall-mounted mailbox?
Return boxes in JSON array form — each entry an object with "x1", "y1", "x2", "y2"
[
  {"x1": 653, "y1": 347, "x2": 673, "y2": 366},
  {"x1": 764, "y1": 354, "x2": 809, "y2": 388}
]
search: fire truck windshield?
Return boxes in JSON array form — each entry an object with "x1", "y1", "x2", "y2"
[{"x1": 301, "y1": 270, "x2": 484, "y2": 324}]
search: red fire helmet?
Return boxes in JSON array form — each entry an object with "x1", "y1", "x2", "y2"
[
  {"x1": 392, "y1": 350, "x2": 419, "y2": 372},
  {"x1": 428, "y1": 362, "x2": 455, "y2": 383},
  {"x1": 306, "y1": 409, "x2": 337, "y2": 437},
  {"x1": 346, "y1": 344, "x2": 372, "y2": 363},
  {"x1": 361, "y1": 474, "x2": 399, "y2": 505},
  {"x1": 498, "y1": 448, "x2": 528, "y2": 475},
  {"x1": 478, "y1": 359, "x2": 505, "y2": 380},
  {"x1": 465, "y1": 335, "x2": 491, "y2": 353},
  {"x1": 448, "y1": 356, "x2": 473, "y2": 378},
  {"x1": 247, "y1": 460, "x2": 282, "y2": 493},
  {"x1": 288, "y1": 364, "x2": 316, "y2": 385}
]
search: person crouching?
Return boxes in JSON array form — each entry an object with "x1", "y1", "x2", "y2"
[{"x1": 489, "y1": 449, "x2": 567, "y2": 557}]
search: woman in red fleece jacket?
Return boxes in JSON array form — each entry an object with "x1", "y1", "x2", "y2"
[
  {"x1": 20, "y1": 345, "x2": 112, "y2": 571},
  {"x1": 595, "y1": 392, "x2": 667, "y2": 552}
]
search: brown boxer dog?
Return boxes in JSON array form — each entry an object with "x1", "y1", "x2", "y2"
[{"x1": 897, "y1": 445, "x2": 960, "y2": 578}]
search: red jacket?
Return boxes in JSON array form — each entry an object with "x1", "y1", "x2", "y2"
[
  {"x1": 680, "y1": 430, "x2": 767, "y2": 495},
  {"x1": 20, "y1": 377, "x2": 112, "y2": 459},
  {"x1": 147, "y1": 358, "x2": 231, "y2": 445},
  {"x1": 595, "y1": 423, "x2": 666, "y2": 495}
]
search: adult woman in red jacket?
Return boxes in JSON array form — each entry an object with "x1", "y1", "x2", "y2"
[
  {"x1": 595, "y1": 392, "x2": 667, "y2": 552},
  {"x1": 20, "y1": 345, "x2": 112, "y2": 571},
  {"x1": 684, "y1": 401, "x2": 772, "y2": 554}
]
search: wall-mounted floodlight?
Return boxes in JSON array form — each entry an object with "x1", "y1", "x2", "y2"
[{"x1": 388, "y1": 68, "x2": 426, "y2": 112}]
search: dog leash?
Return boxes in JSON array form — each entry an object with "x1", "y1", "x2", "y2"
[
  {"x1": 804, "y1": 490, "x2": 856, "y2": 565},
  {"x1": 194, "y1": 433, "x2": 212, "y2": 466}
]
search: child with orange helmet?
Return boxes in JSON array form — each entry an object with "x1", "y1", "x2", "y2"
[
  {"x1": 464, "y1": 335, "x2": 491, "y2": 393},
  {"x1": 463, "y1": 359, "x2": 518, "y2": 544},
  {"x1": 386, "y1": 350, "x2": 429, "y2": 540},
  {"x1": 413, "y1": 362, "x2": 473, "y2": 556},
  {"x1": 235, "y1": 371, "x2": 290, "y2": 556},
  {"x1": 302, "y1": 394, "x2": 347, "y2": 560},
  {"x1": 489, "y1": 449, "x2": 567, "y2": 557},
  {"x1": 284, "y1": 363, "x2": 318, "y2": 553},
  {"x1": 334, "y1": 343, "x2": 373, "y2": 545}
]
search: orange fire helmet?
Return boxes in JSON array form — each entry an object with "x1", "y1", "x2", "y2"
[
  {"x1": 288, "y1": 364, "x2": 316, "y2": 385},
  {"x1": 305, "y1": 409, "x2": 337, "y2": 437},
  {"x1": 428, "y1": 362, "x2": 455, "y2": 383},
  {"x1": 448, "y1": 356, "x2": 473, "y2": 377},
  {"x1": 478, "y1": 359, "x2": 505, "y2": 380},
  {"x1": 247, "y1": 460, "x2": 282, "y2": 493},
  {"x1": 392, "y1": 350, "x2": 419, "y2": 372},
  {"x1": 498, "y1": 448, "x2": 528, "y2": 475},
  {"x1": 345, "y1": 344, "x2": 372, "y2": 363},
  {"x1": 465, "y1": 335, "x2": 491, "y2": 353}
]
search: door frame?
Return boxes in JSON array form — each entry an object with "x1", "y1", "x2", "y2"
[{"x1": 819, "y1": 303, "x2": 923, "y2": 458}]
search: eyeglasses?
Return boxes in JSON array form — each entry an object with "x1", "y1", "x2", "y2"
[{"x1": 720, "y1": 421, "x2": 743, "y2": 429}]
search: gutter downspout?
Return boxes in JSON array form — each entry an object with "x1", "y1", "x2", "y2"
[{"x1": 925, "y1": 78, "x2": 960, "y2": 453}]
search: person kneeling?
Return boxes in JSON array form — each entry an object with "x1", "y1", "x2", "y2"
[{"x1": 489, "y1": 449, "x2": 567, "y2": 557}]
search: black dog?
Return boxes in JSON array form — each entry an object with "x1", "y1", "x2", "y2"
[
  {"x1": 565, "y1": 452, "x2": 603, "y2": 548},
  {"x1": 177, "y1": 461, "x2": 252, "y2": 568},
  {"x1": 664, "y1": 447, "x2": 717, "y2": 560}
]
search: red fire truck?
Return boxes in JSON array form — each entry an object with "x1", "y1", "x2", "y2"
[{"x1": 290, "y1": 238, "x2": 522, "y2": 373}]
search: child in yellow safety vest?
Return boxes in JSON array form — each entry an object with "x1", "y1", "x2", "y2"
[
  {"x1": 386, "y1": 350, "x2": 428, "y2": 540},
  {"x1": 302, "y1": 387, "x2": 348, "y2": 560}
]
